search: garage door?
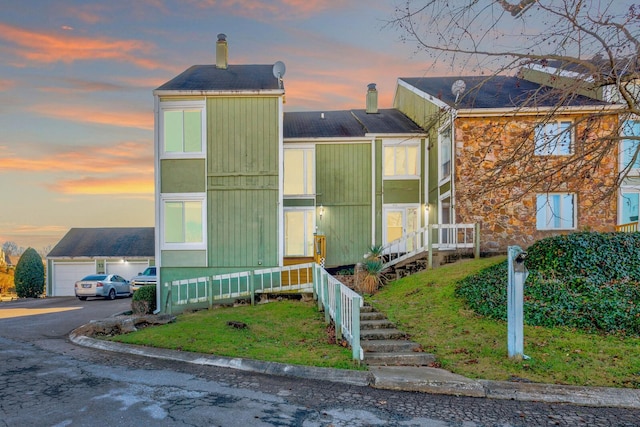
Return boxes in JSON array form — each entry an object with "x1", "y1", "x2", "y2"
[
  {"x1": 106, "y1": 262, "x2": 149, "y2": 282},
  {"x1": 53, "y1": 262, "x2": 96, "y2": 296}
]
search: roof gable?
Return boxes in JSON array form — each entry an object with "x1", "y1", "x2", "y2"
[{"x1": 48, "y1": 228, "x2": 155, "y2": 258}]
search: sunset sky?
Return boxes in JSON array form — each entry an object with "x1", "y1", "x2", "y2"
[{"x1": 0, "y1": 1, "x2": 448, "y2": 252}]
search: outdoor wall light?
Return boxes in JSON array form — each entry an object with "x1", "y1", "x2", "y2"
[{"x1": 319, "y1": 204, "x2": 325, "y2": 219}]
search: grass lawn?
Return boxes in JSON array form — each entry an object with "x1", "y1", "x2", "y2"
[
  {"x1": 111, "y1": 257, "x2": 640, "y2": 387},
  {"x1": 111, "y1": 299, "x2": 361, "y2": 370},
  {"x1": 370, "y1": 256, "x2": 640, "y2": 388}
]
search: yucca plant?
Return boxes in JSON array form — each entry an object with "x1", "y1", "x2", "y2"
[
  {"x1": 364, "y1": 244, "x2": 385, "y2": 261},
  {"x1": 356, "y1": 259, "x2": 386, "y2": 294}
]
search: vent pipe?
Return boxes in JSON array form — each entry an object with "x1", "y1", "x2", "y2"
[
  {"x1": 366, "y1": 83, "x2": 378, "y2": 114},
  {"x1": 216, "y1": 33, "x2": 228, "y2": 69}
]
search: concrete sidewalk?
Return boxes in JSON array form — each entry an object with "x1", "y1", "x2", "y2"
[{"x1": 69, "y1": 327, "x2": 640, "y2": 410}]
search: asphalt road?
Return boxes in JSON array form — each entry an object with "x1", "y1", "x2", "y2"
[{"x1": 1, "y1": 297, "x2": 639, "y2": 426}]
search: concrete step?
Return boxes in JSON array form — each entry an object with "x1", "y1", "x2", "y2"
[
  {"x1": 364, "y1": 352, "x2": 436, "y2": 367},
  {"x1": 360, "y1": 311, "x2": 386, "y2": 321},
  {"x1": 360, "y1": 328, "x2": 406, "y2": 340},
  {"x1": 361, "y1": 339, "x2": 420, "y2": 353},
  {"x1": 360, "y1": 305, "x2": 375, "y2": 313},
  {"x1": 360, "y1": 319, "x2": 396, "y2": 330}
]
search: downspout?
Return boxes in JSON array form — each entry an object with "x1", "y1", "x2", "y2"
[{"x1": 153, "y1": 93, "x2": 162, "y2": 314}]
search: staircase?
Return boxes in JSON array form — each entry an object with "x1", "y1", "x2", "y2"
[{"x1": 360, "y1": 305, "x2": 436, "y2": 367}]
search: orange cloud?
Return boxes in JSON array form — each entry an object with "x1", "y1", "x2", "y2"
[
  {"x1": 49, "y1": 175, "x2": 154, "y2": 195},
  {"x1": 0, "y1": 79, "x2": 16, "y2": 91},
  {"x1": 0, "y1": 23, "x2": 162, "y2": 69},
  {"x1": 0, "y1": 141, "x2": 153, "y2": 174},
  {"x1": 27, "y1": 103, "x2": 153, "y2": 130}
]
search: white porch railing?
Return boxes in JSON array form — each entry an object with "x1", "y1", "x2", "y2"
[
  {"x1": 313, "y1": 264, "x2": 363, "y2": 361},
  {"x1": 382, "y1": 223, "x2": 480, "y2": 270},
  {"x1": 163, "y1": 262, "x2": 363, "y2": 361}
]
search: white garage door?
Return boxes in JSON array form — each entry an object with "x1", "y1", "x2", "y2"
[
  {"x1": 53, "y1": 262, "x2": 96, "y2": 296},
  {"x1": 106, "y1": 262, "x2": 149, "y2": 282}
]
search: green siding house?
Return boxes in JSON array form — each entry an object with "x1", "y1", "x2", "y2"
[{"x1": 153, "y1": 36, "x2": 428, "y2": 311}]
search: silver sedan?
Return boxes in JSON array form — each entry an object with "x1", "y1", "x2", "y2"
[{"x1": 75, "y1": 274, "x2": 132, "y2": 301}]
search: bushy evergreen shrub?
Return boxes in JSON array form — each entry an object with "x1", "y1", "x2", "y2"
[
  {"x1": 455, "y1": 232, "x2": 640, "y2": 336},
  {"x1": 14, "y1": 248, "x2": 44, "y2": 298},
  {"x1": 132, "y1": 285, "x2": 157, "y2": 314}
]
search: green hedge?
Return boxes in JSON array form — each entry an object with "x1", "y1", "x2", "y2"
[
  {"x1": 132, "y1": 285, "x2": 157, "y2": 314},
  {"x1": 455, "y1": 232, "x2": 640, "y2": 336}
]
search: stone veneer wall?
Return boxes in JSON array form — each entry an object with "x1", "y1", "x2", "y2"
[{"x1": 453, "y1": 114, "x2": 619, "y2": 253}]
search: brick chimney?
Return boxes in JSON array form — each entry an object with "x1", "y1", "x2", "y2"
[
  {"x1": 366, "y1": 83, "x2": 378, "y2": 114},
  {"x1": 216, "y1": 33, "x2": 228, "y2": 69}
]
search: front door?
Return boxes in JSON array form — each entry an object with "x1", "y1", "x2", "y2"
[{"x1": 383, "y1": 206, "x2": 419, "y2": 253}]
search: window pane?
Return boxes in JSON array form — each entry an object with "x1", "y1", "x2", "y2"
[
  {"x1": 306, "y1": 210, "x2": 315, "y2": 256},
  {"x1": 184, "y1": 201, "x2": 203, "y2": 243},
  {"x1": 285, "y1": 211, "x2": 305, "y2": 255},
  {"x1": 305, "y1": 151, "x2": 314, "y2": 194},
  {"x1": 284, "y1": 150, "x2": 304, "y2": 195},
  {"x1": 183, "y1": 110, "x2": 202, "y2": 152},
  {"x1": 622, "y1": 193, "x2": 639, "y2": 223},
  {"x1": 165, "y1": 202, "x2": 184, "y2": 243},
  {"x1": 623, "y1": 121, "x2": 640, "y2": 170},
  {"x1": 407, "y1": 146, "x2": 418, "y2": 175},
  {"x1": 536, "y1": 194, "x2": 574, "y2": 229},
  {"x1": 164, "y1": 111, "x2": 183, "y2": 152},
  {"x1": 560, "y1": 194, "x2": 574, "y2": 228},
  {"x1": 384, "y1": 147, "x2": 395, "y2": 176},
  {"x1": 396, "y1": 147, "x2": 407, "y2": 175},
  {"x1": 386, "y1": 211, "x2": 403, "y2": 242},
  {"x1": 440, "y1": 128, "x2": 451, "y2": 179}
]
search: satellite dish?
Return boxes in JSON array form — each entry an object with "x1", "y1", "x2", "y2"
[
  {"x1": 273, "y1": 61, "x2": 286, "y2": 89},
  {"x1": 451, "y1": 79, "x2": 466, "y2": 103},
  {"x1": 273, "y1": 61, "x2": 286, "y2": 79}
]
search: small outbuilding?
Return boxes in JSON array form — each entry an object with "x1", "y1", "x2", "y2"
[{"x1": 46, "y1": 227, "x2": 155, "y2": 297}]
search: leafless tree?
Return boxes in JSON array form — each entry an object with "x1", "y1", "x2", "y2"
[{"x1": 391, "y1": 1, "x2": 640, "y2": 200}]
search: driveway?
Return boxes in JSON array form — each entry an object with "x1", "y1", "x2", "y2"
[{"x1": 0, "y1": 296, "x2": 131, "y2": 341}]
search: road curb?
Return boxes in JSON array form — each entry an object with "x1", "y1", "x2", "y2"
[
  {"x1": 69, "y1": 327, "x2": 640, "y2": 409},
  {"x1": 68, "y1": 331, "x2": 373, "y2": 387}
]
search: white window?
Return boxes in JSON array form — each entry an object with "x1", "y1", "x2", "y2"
[
  {"x1": 383, "y1": 142, "x2": 420, "y2": 178},
  {"x1": 284, "y1": 148, "x2": 314, "y2": 196},
  {"x1": 620, "y1": 191, "x2": 640, "y2": 224},
  {"x1": 439, "y1": 127, "x2": 451, "y2": 182},
  {"x1": 536, "y1": 193, "x2": 576, "y2": 230},
  {"x1": 621, "y1": 120, "x2": 640, "y2": 174},
  {"x1": 284, "y1": 208, "x2": 315, "y2": 256},
  {"x1": 160, "y1": 101, "x2": 206, "y2": 158},
  {"x1": 534, "y1": 121, "x2": 572, "y2": 155},
  {"x1": 161, "y1": 194, "x2": 206, "y2": 250}
]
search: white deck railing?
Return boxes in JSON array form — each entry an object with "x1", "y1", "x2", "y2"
[
  {"x1": 382, "y1": 223, "x2": 479, "y2": 270},
  {"x1": 164, "y1": 262, "x2": 363, "y2": 361}
]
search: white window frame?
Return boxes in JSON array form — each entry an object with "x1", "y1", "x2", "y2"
[
  {"x1": 620, "y1": 120, "x2": 640, "y2": 176},
  {"x1": 382, "y1": 138, "x2": 421, "y2": 179},
  {"x1": 283, "y1": 207, "x2": 316, "y2": 257},
  {"x1": 536, "y1": 193, "x2": 576, "y2": 230},
  {"x1": 160, "y1": 192, "x2": 207, "y2": 250},
  {"x1": 534, "y1": 120, "x2": 573, "y2": 156},
  {"x1": 618, "y1": 187, "x2": 640, "y2": 224},
  {"x1": 438, "y1": 126, "x2": 452, "y2": 184},
  {"x1": 283, "y1": 146, "x2": 315, "y2": 196},
  {"x1": 159, "y1": 100, "x2": 206, "y2": 159}
]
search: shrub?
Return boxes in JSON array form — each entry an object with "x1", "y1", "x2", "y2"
[
  {"x1": 14, "y1": 248, "x2": 44, "y2": 298},
  {"x1": 455, "y1": 232, "x2": 640, "y2": 337},
  {"x1": 356, "y1": 259, "x2": 386, "y2": 294},
  {"x1": 132, "y1": 285, "x2": 157, "y2": 314}
]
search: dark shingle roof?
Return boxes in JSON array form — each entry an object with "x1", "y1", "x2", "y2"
[
  {"x1": 399, "y1": 75, "x2": 608, "y2": 109},
  {"x1": 351, "y1": 109, "x2": 423, "y2": 134},
  {"x1": 155, "y1": 65, "x2": 281, "y2": 92},
  {"x1": 284, "y1": 109, "x2": 423, "y2": 139},
  {"x1": 48, "y1": 228, "x2": 155, "y2": 258}
]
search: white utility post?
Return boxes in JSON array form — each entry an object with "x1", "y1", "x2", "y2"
[{"x1": 507, "y1": 245, "x2": 529, "y2": 360}]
